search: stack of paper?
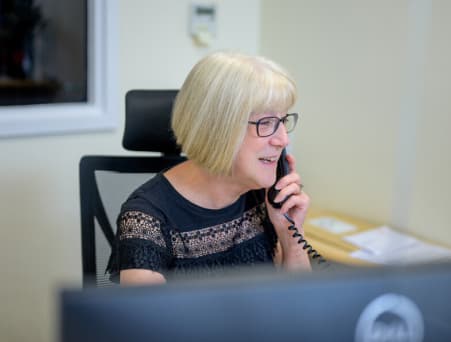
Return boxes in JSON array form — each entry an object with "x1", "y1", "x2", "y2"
[
  {"x1": 308, "y1": 217, "x2": 357, "y2": 234},
  {"x1": 344, "y1": 226, "x2": 451, "y2": 265}
]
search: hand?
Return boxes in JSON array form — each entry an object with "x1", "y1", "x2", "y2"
[{"x1": 265, "y1": 153, "x2": 311, "y2": 270}]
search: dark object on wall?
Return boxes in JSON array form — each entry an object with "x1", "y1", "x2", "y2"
[{"x1": 0, "y1": 0, "x2": 46, "y2": 79}]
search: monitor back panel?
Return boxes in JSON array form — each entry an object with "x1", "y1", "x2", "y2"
[{"x1": 61, "y1": 263, "x2": 451, "y2": 342}]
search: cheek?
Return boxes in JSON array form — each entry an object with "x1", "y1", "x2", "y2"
[
  {"x1": 235, "y1": 140, "x2": 258, "y2": 167},
  {"x1": 233, "y1": 144, "x2": 277, "y2": 187},
  {"x1": 232, "y1": 145, "x2": 255, "y2": 179},
  {"x1": 233, "y1": 150, "x2": 252, "y2": 174}
]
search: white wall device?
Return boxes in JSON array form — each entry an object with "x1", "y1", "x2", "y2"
[{"x1": 190, "y1": 3, "x2": 216, "y2": 47}]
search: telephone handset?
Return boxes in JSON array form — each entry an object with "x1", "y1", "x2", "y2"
[
  {"x1": 267, "y1": 148, "x2": 326, "y2": 264},
  {"x1": 267, "y1": 148, "x2": 290, "y2": 209}
]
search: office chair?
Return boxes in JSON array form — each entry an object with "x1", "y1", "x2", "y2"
[{"x1": 79, "y1": 90, "x2": 185, "y2": 287}]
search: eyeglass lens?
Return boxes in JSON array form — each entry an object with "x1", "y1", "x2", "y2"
[{"x1": 257, "y1": 114, "x2": 297, "y2": 137}]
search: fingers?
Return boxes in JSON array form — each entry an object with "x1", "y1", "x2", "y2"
[
  {"x1": 273, "y1": 181, "x2": 302, "y2": 203},
  {"x1": 279, "y1": 190, "x2": 310, "y2": 216},
  {"x1": 273, "y1": 170, "x2": 301, "y2": 190},
  {"x1": 286, "y1": 153, "x2": 296, "y2": 173}
]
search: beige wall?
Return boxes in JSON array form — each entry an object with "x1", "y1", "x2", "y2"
[
  {"x1": 261, "y1": 0, "x2": 451, "y2": 246},
  {"x1": 2, "y1": 0, "x2": 451, "y2": 341},
  {"x1": 409, "y1": 1, "x2": 451, "y2": 244},
  {"x1": 0, "y1": 1, "x2": 260, "y2": 341}
]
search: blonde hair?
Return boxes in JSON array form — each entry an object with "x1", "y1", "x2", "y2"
[{"x1": 171, "y1": 51, "x2": 297, "y2": 176}]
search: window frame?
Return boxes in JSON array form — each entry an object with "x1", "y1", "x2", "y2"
[{"x1": 0, "y1": 0, "x2": 118, "y2": 138}]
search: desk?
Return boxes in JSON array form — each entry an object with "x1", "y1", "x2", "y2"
[
  {"x1": 305, "y1": 208, "x2": 451, "y2": 266},
  {"x1": 305, "y1": 208, "x2": 377, "y2": 265}
]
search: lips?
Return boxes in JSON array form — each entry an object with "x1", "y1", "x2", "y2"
[{"x1": 258, "y1": 156, "x2": 278, "y2": 164}]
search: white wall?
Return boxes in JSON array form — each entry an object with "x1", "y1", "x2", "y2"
[
  {"x1": 261, "y1": 0, "x2": 451, "y2": 246},
  {"x1": 408, "y1": 0, "x2": 451, "y2": 245},
  {"x1": 3, "y1": 1, "x2": 451, "y2": 340},
  {"x1": 0, "y1": 1, "x2": 260, "y2": 341}
]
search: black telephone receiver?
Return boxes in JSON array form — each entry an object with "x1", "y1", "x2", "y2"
[
  {"x1": 267, "y1": 148, "x2": 327, "y2": 265},
  {"x1": 267, "y1": 148, "x2": 290, "y2": 209}
]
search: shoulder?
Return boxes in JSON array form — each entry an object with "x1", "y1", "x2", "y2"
[
  {"x1": 120, "y1": 173, "x2": 173, "y2": 219},
  {"x1": 117, "y1": 210, "x2": 167, "y2": 248}
]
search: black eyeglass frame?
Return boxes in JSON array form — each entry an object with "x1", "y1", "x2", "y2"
[{"x1": 248, "y1": 113, "x2": 299, "y2": 137}]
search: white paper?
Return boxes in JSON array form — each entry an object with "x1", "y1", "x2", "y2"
[
  {"x1": 344, "y1": 226, "x2": 418, "y2": 255},
  {"x1": 308, "y1": 217, "x2": 357, "y2": 234},
  {"x1": 345, "y1": 226, "x2": 451, "y2": 265}
]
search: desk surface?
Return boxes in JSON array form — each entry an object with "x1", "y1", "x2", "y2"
[
  {"x1": 305, "y1": 208, "x2": 451, "y2": 266},
  {"x1": 305, "y1": 208, "x2": 386, "y2": 266}
]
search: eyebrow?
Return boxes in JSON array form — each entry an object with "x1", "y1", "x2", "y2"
[{"x1": 249, "y1": 112, "x2": 283, "y2": 120}]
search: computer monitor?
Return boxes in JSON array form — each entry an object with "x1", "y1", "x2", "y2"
[{"x1": 60, "y1": 263, "x2": 451, "y2": 342}]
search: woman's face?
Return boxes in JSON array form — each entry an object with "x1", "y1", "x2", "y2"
[{"x1": 232, "y1": 112, "x2": 290, "y2": 190}]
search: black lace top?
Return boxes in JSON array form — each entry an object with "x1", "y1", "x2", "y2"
[{"x1": 106, "y1": 173, "x2": 277, "y2": 282}]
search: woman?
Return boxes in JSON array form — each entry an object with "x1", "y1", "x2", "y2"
[{"x1": 107, "y1": 51, "x2": 311, "y2": 285}]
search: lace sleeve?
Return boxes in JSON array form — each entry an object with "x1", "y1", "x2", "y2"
[{"x1": 106, "y1": 211, "x2": 173, "y2": 279}]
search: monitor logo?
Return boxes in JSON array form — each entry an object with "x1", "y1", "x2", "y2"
[{"x1": 355, "y1": 293, "x2": 424, "y2": 342}]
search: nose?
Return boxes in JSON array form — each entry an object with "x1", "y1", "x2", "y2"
[{"x1": 269, "y1": 122, "x2": 290, "y2": 147}]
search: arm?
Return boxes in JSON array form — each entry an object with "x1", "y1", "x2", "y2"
[
  {"x1": 266, "y1": 153, "x2": 312, "y2": 271},
  {"x1": 111, "y1": 210, "x2": 172, "y2": 285},
  {"x1": 120, "y1": 269, "x2": 166, "y2": 286}
]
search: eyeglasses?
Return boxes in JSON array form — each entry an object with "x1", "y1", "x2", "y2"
[{"x1": 248, "y1": 113, "x2": 299, "y2": 137}]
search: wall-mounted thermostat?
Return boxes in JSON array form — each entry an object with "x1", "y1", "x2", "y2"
[{"x1": 190, "y1": 4, "x2": 216, "y2": 47}]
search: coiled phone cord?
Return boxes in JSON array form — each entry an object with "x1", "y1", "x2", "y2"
[{"x1": 283, "y1": 213, "x2": 327, "y2": 264}]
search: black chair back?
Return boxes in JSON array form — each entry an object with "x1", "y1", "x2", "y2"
[
  {"x1": 79, "y1": 90, "x2": 185, "y2": 287},
  {"x1": 123, "y1": 90, "x2": 181, "y2": 154}
]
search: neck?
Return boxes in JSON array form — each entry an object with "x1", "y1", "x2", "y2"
[{"x1": 164, "y1": 160, "x2": 247, "y2": 209}]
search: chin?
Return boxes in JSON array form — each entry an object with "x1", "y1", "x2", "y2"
[
  {"x1": 239, "y1": 167, "x2": 276, "y2": 190},
  {"x1": 258, "y1": 175, "x2": 277, "y2": 189}
]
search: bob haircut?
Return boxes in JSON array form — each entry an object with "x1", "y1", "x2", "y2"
[{"x1": 171, "y1": 51, "x2": 297, "y2": 176}]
